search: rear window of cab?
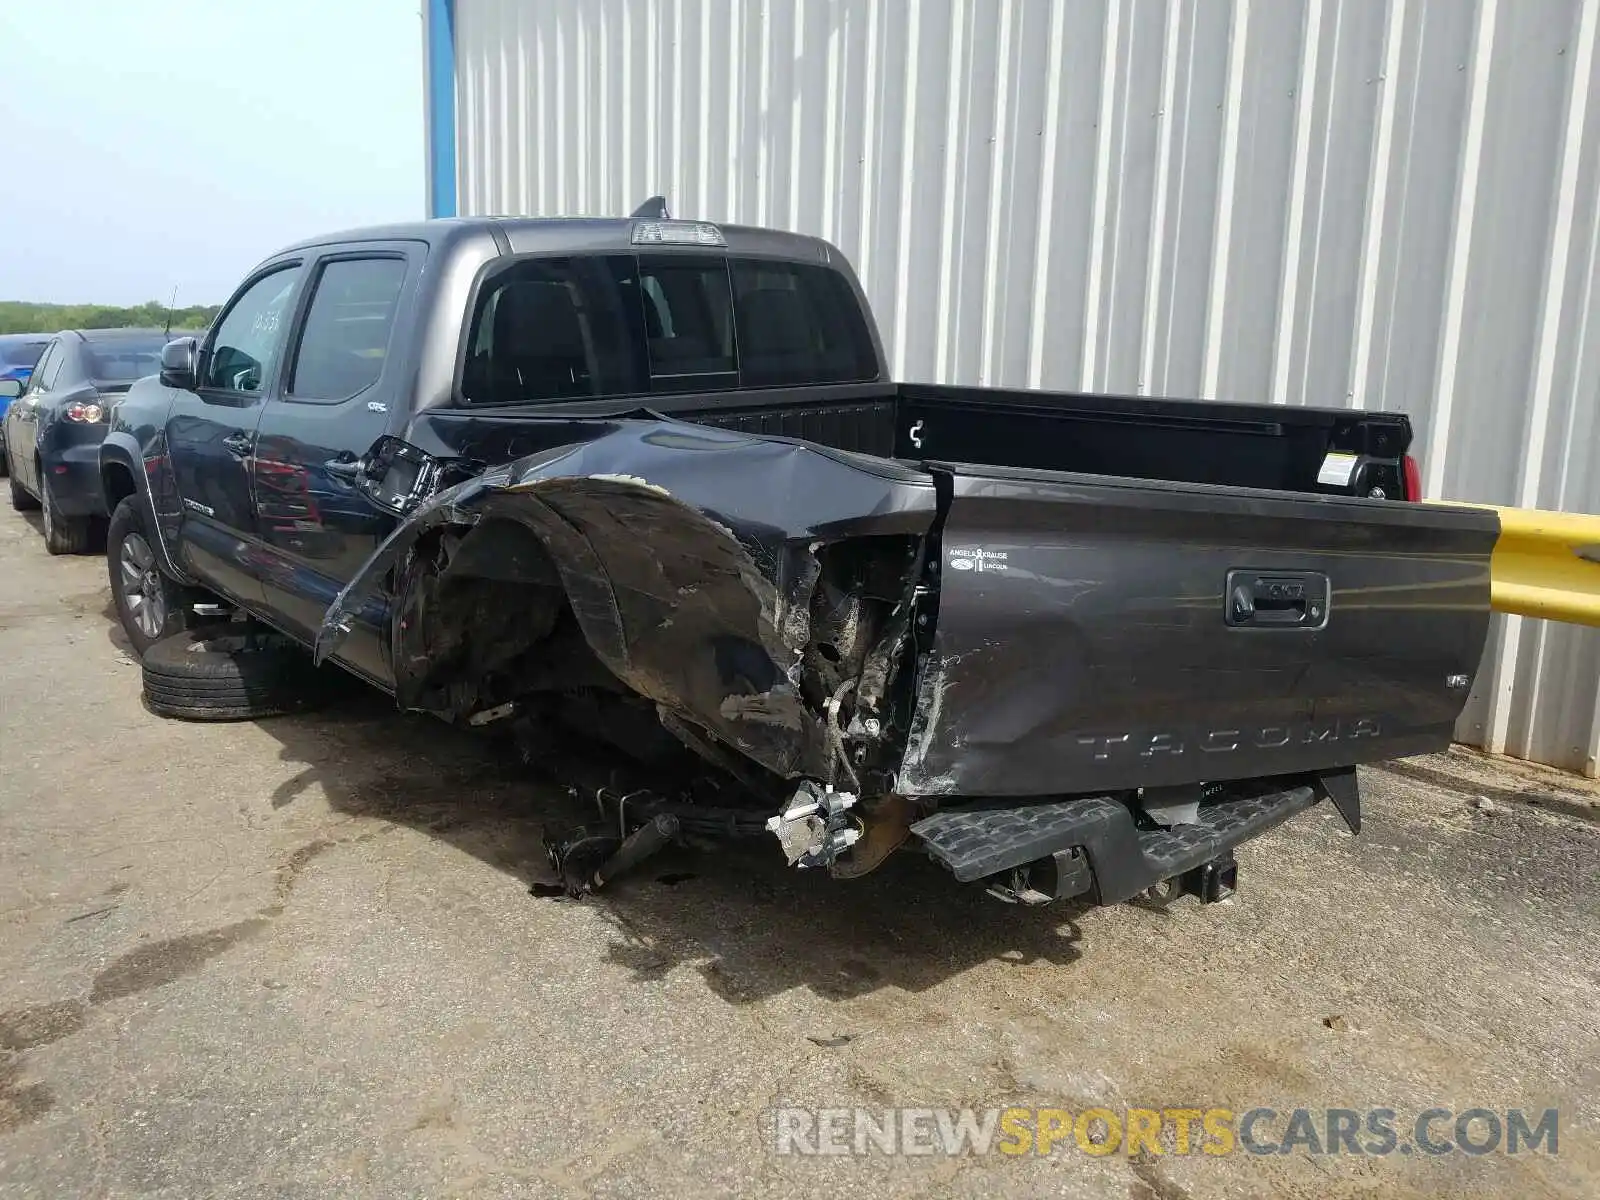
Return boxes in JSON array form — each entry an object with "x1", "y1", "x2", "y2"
[{"x1": 460, "y1": 254, "x2": 879, "y2": 405}]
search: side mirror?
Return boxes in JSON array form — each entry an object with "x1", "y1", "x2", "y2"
[
  {"x1": 159, "y1": 337, "x2": 200, "y2": 389},
  {"x1": 0, "y1": 379, "x2": 21, "y2": 400}
]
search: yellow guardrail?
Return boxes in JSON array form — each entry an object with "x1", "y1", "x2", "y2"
[{"x1": 1482, "y1": 505, "x2": 1600, "y2": 627}]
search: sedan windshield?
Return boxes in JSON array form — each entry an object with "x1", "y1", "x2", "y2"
[{"x1": 86, "y1": 337, "x2": 169, "y2": 384}]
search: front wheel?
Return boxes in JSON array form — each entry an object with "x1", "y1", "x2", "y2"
[{"x1": 107, "y1": 497, "x2": 198, "y2": 655}]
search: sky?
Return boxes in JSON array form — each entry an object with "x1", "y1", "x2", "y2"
[{"x1": 0, "y1": 0, "x2": 425, "y2": 307}]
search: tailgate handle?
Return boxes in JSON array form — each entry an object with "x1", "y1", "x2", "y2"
[{"x1": 1226, "y1": 571, "x2": 1328, "y2": 629}]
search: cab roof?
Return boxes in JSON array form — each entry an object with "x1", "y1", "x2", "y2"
[{"x1": 275, "y1": 215, "x2": 839, "y2": 267}]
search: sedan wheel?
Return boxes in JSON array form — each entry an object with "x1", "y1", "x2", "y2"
[
  {"x1": 40, "y1": 470, "x2": 92, "y2": 554},
  {"x1": 7, "y1": 445, "x2": 38, "y2": 511}
]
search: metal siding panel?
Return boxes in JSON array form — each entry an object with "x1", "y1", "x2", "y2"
[
  {"x1": 859, "y1": 0, "x2": 906, "y2": 358},
  {"x1": 676, "y1": 0, "x2": 703, "y2": 217},
  {"x1": 1200, "y1": 0, "x2": 1249, "y2": 399},
  {"x1": 1453, "y1": 0, "x2": 1582, "y2": 756},
  {"x1": 1098, "y1": 0, "x2": 1167, "y2": 396},
  {"x1": 942, "y1": 0, "x2": 999, "y2": 386},
  {"x1": 1344, "y1": 0, "x2": 1407, "y2": 414},
  {"x1": 1217, "y1": 0, "x2": 1300, "y2": 404},
  {"x1": 791, "y1": 0, "x2": 830, "y2": 236},
  {"x1": 827, "y1": 0, "x2": 869, "y2": 258},
  {"x1": 989, "y1": 0, "x2": 1053, "y2": 387},
  {"x1": 890, "y1": 0, "x2": 953, "y2": 379},
  {"x1": 1301, "y1": 0, "x2": 1388, "y2": 410},
  {"x1": 1160, "y1": 0, "x2": 1230, "y2": 398},
  {"x1": 449, "y1": 0, "x2": 1600, "y2": 776},
  {"x1": 1498, "y1": 0, "x2": 1600, "y2": 769},
  {"x1": 1031, "y1": 0, "x2": 1110, "y2": 391},
  {"x1": 1371, "y1": 0, "x2": 1474, "y2": 432}
]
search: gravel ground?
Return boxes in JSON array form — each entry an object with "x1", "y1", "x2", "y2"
[{"x1": 0, "y1": 505, "x2": 1597, "y2": 1199}]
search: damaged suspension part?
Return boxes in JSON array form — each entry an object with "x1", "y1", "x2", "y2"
[
  {"x1": 765, "y1": 780, "x2": 863, "y2": 869},
  {"x1": 551, "y1": 812, "x2": 683, "y2": 895}
]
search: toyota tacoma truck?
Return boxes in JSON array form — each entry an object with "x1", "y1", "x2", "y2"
[{"x1": 100, "y1": 203, "x2": 1495, "y2": 906}]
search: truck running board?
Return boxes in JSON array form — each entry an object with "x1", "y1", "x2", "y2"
[{"x1": 910, "y1": 777, "x2": 1339, "y2": 904}]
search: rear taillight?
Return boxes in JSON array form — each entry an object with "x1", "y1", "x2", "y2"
[
  {"x1": 1402, "y1": 454, "x2": 1422, "y2": 502},
  {"x1": 64, "y1": 402, "x2": 105, "y2": 424}
]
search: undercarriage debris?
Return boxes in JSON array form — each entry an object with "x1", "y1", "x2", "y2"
[{"x1": 765, "y1": 780, "x2": 862, "y2": 868}]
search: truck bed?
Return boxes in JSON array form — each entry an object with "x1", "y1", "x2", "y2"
[
  {"x1": 389, "y1": 382, "x2": 1491, "y2": 801},
  {"x1": 625, "y1": 381, "x2": 1414, "y2": 501}
]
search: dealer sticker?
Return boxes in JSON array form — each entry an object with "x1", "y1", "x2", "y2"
[
  {"x1": 948, "y1": 547, "x2": 1008, "y2": 573},
  {"x1": 1317, "y1": 451, "x2": 1360, "y2": 487}
]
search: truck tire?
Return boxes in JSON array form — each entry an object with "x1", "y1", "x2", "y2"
[
  {"x1": 141, "y1": 630, "x2": 338, "y2": 721},
  {"x1": 40, "y1": 471, "x2": 93, "y2": 555},
  {"x1": 108, "y1": 497, "x2": 199, "y2": 655}
]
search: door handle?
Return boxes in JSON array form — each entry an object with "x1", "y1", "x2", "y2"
[
  {"x1": 1224, "y1": 570, "x2": 1329, "y2": 628},
  {"x1": 223, "y1": 431, "x2": 253, "y2": 457}
]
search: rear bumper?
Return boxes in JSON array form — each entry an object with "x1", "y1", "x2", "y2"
[
  {"x1": 42, "y1": 442, "x2": 108, "y2": 516},
  {"x1": 910, "y1": 780, "x2": 1325, "y2": 904}
]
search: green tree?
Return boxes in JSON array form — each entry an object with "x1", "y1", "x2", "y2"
[{"x1": 0, "y1": 300, "x2": 221, "y2": 335}]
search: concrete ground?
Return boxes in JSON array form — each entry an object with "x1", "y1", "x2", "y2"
[{"x1": 0, "y1": 505, "x2": 1597, "y2": 1200}]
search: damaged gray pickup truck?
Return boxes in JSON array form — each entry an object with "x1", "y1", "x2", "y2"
[{"x1": 101, "y1": 204, "x2": 1497, "y2": 907}]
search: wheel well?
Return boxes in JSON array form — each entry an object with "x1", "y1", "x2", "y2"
[{"x1": 102, "y1": 460, "x2": 138, "y2": 512}]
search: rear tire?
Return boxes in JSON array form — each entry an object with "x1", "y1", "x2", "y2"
[
  {"x1": 141, "y1": 630, "x2": 341, "y2": 722},
  {"x1": 108, "y1": 497, "x2": 198, "y2": 655},
  {"x1": 8, "y1": 451, "x2": 37, "y2": 511},
  {"x1": 40, "y1": 471, "x2": 92, "y2": 555}
]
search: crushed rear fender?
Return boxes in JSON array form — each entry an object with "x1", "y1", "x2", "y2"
[{"x1": 318, "y1": 418, "x2": 938, "y2": 783}]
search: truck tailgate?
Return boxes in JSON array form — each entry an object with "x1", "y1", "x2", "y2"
[{"x1": 897, "y1": 463, "x2": 1498, "y2": 797}]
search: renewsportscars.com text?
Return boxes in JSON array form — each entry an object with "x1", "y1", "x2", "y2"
[{"x1": 770, "y1": 1105, "x2": 1559, "y2": 1158}]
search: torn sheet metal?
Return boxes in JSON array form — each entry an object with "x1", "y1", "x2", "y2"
[{"x1": 320, "y1": 418, "x2": 938, "y2": 784}]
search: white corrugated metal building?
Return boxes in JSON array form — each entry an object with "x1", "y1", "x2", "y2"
[{"x1": 423, "y1": 0, "x2": 1600, "y2": 775}]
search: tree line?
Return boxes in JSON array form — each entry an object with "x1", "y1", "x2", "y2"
[{"x1": 0, "y1": 300, "x2": 221, "y2": 335}]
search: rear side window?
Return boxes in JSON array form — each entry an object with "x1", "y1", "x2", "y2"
[
  {"x1": 461, "y1": 253, "x2": 878, "y2": 405},
  {"x1": 462, "y1": 257, "x2": 640, "y2": 405},
  {"x1": 25, "y1": 342, "x2": 58, "y2": 391},
  {"x1": 289, "y1": 257, "x2": 407, "y2": 401},
  {"x1": 729, "y1": 259, "x2": 879, "y2": 387}
]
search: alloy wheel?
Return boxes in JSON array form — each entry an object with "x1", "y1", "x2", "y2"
[{"x1": 119, "y1": 532, "x2": 167, "y2": 640}]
